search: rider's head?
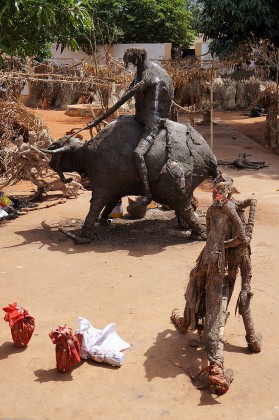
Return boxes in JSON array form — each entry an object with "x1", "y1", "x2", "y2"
[{"x1": 123, "y1": 48, "x2": 147, "y2": 68}]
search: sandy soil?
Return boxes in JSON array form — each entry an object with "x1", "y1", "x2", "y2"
[
  {"x1": 1, "y1": 109, "x2": 279, "y2": 420},
  {"x1": 214, "y1": 111, "x2": 267, "y2": 148}
]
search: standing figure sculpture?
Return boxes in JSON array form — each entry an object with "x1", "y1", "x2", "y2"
[
  {"x1": 171, "y1": 174, "x2": 262, "y2": 394},
  {"x1": 226, "y1": 196, "x2": 262, "y2": 353},
  {"x1": 88, "y1": 47, "x2": 174, "y2": 206}
]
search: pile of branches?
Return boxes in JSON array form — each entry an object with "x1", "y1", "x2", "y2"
[
  {"x1": 0, "y1": 99, "x2": 87, "y2": 198},
  {"x1": 0, "y1": 53, "x2": 133, "y2": 110},
  {"x1": 164, "y1": 57, "x2": 213, "y2": 90},
  {"x1": 0, "y1": 99, "x2": 52, "y2": 175},
  {"x1": 0, "y1": 54, "x2": 134, "y2": 197},
  {"x1": 0, "y1": 53, "x2": 27, "y2": 101}
]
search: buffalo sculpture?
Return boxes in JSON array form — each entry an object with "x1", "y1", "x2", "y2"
[{"x1": 42, "y1": 115, "x2": 218, "y2": 244}]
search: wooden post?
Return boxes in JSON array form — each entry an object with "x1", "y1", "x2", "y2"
[
  {"x1": 210, "y1": 56, "x2": 214, "y2": 150},
  {"x1": 276, "y1": 48, "x2": 279, "y2": 144}
]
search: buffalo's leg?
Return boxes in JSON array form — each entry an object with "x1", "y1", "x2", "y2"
[
  {"x1": 175, "y1": 202, "x2": 206, "y2": 240},
  {"x1": 176, "y1": 196, "x2": 199, "y2": 231},
  {"x1": 81, "y1": 195, "x2": 110, "y2": 239}
]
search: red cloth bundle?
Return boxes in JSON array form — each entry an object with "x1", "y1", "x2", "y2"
[
  {"x1": 49, "y1": 325, "x2": 81, "y2": 373},
  {"x1": 3, "y1": 302, "x2": 35, "y2": 348}
]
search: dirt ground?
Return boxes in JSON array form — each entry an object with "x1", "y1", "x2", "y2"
[
  {"x1": 1, "y1": 109, "x2": 279, "y2": 420},
  {"x1": 214, "y1": 111, "x2": 268, "y2": 148}
]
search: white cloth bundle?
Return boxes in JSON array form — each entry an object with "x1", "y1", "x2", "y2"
[{"x1": 76, "y1": 316, "x2": 130, "y2": 367}]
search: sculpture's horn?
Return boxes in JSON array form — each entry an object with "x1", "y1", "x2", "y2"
[{"x1": 39, "y1": 145, "x2": 70, "y2": 154}]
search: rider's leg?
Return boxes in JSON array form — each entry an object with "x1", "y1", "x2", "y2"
[{"x1": 133, "y1": 133, "x2": 155, "y2": 205}]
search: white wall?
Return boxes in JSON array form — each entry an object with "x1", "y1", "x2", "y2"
[
  {"x1": 50, "y1": 43, "x2": 172, "y2": 66},
  {"x1": 112, "y1": 43, "x2": 172, "y2": 62},
  {"x1": 195, "y1": 40, "x2": 214, "y2": 68},
  {"x1": 50, "y1": 46, "x2": 93, "y2": 66}
]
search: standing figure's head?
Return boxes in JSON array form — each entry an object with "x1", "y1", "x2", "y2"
[
  {"x1": 212, "y1": 173, "x2": 235, "y2": 203},
  {"x1": 123, "y1": 48, "x2": 147, "y2": 68}
]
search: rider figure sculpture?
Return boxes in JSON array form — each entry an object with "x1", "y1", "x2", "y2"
[{"x1": 88, "y1": 47, "x2": 174, "y2": 205}]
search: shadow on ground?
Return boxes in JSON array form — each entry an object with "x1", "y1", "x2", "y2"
[
  {"x1": 0, "y1": 341, "x2": 27, "y2": 360},
  {"x1": 5, "y1": 211, "x2": 206, "y2": 257},
  {"x1": 143, "y1": 325, "x2": 253, "y2": 406},
  {"x1": 33, "y1": 359, "x2": 118, "y2": 383},
  {"x1": 143, "y1": 327, "x2": 225, "y2": 405}
]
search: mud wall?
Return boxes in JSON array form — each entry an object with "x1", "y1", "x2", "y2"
[{"x1": 212, "y1": 77, "x2": 270, "y2": 111}]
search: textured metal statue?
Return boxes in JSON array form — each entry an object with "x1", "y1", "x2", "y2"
[
  {"x1": 171, "y1": 174, "x2": 262, "y2": 395},
  {"x1": 88, "y1": 47, "x2": 174, "y2": 206},
  {"x1": 41, "y1": 48, "x2": 218, "y2": 243}
]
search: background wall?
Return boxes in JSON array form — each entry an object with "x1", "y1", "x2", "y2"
[{"x1": 50, "y1": 43, "x2": 172, "y2": 65}]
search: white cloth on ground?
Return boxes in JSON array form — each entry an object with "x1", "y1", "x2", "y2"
[
  {"x1": 0, "y1": 209, "x2": 8, "y2": 218},
  {"x1": 76, "y1": 316, "x2": 130, "y2": 367}
]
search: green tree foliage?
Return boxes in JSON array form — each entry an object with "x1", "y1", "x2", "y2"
[
  {"x1": 0, "y1": 0, "x2": 92, "y2": 59},
  {"x1": 195, "y1": 0, "x2": 279, "y2": 57},
  {"x1": 79, "y1": 0, "x2": 195, "y2": 52},
  {"x1": 117, "y1": 0, "x2": 194, "y2": 47},
  {"x1": 0, "y1": 0, "x2": 195, "y2": 60},
  {"x1": 77, "y1": 0, "x2": 125, "y2": 51}
]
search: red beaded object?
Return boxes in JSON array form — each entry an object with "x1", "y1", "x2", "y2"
[
  {"x1": 49, "y1": 325, "x2": 81, "y2": 373},
  {"x1": 3, "y1": 302, "x2": 35, "y2": 348}
]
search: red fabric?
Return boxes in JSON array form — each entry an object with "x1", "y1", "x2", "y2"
[
  {"x1": 49, "y1": 325, "x2": 81, "y2": 373},
  {"x1": 3, "y1": 302, "x2": 35, "y2": 348},
  {"x1": 208, "y1": 364, "x2": 230, "y2": 395},
  {"x1": 213, "y1": 188, "x2": 228, "y2": 204}
]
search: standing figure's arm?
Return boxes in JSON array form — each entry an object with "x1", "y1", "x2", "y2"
[
  {"x1": 206, "y1": 207, "x2": 212, "y2": 236},
  {"x1": 234, "y1": 198, "x2": 257, "y2": 239},
  {"x1": 222, "y1": 200, "x2": 249, "y2": 248},
  {"x1": 234, "y1": 198, "x2": 254, "y2": 210}
]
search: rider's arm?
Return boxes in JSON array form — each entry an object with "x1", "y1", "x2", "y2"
[{"x1": 87, "y1": 81, "x2": 144, "y2": 128}]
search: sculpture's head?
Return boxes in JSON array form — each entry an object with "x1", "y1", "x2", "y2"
[
  {"x1": 213, "y1": 173, "x2": 236, "y2": 202},
  {"x1": 123, "y1": 48, "x2": 147, "y2": 68}
]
